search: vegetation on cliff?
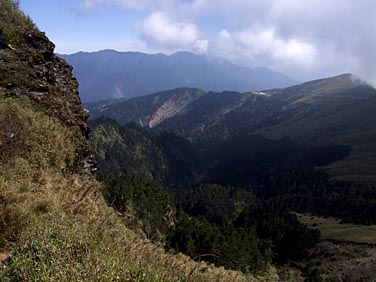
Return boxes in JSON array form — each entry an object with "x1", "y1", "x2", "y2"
[
  {"x1": 88, "y1": 108, "x2": 376, "y2": 280},
  {"x1": 0, "y1": 1, "x2": 277, "y2": 281}
]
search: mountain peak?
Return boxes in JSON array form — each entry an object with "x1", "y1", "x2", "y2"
[
  {"x1": 170, "y1": 51, "x2": 198, "y2": 57},
  {"x1": 61, "y1": 50, "x2": 295, "y2": 102},
  {"x1": 275, "y1": 73, "x2": 371, "y2": 98}
]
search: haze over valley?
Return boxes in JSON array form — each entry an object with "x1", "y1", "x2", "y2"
[
  {"x1": 1, "y1": 1, "x2": 376, "y2": 281},
  {"x1": 60, "y1": 50, "x2": 295, "y2": 102}
]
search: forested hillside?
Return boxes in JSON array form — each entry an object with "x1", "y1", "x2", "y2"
[
  {"x1": 88, "y1": 75, "x2": 376, "y2": 280},
  {"x1": 2, "y1": 0, "x2": 375, "y2": 280},
  {"x1": 92, "y1": 131, "x2": 320, "y2": 276},
  {"x1": 0, "y1": 1, "x2": 277, "y2": 281},
  {"x1": 89, "y1": 117, "x2": 376, "y2": 280},
  {"x1": 87, "y1": 74, "x2": 376, "y2": 182}
]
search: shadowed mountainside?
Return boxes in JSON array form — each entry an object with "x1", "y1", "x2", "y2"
[
  {"x1": 87, "y1": 74, "x2": 376, "y2": 181},
  {"x1": 0, "y1": 1, "x2": 277, "y2": 281},
  {"x1": 60, "y1": 49, "x2": 295, "y2": 102}
]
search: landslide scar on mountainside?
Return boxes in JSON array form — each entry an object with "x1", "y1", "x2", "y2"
[{"x1": 149, "y1": 89, "x2": 205, "y2": 128}]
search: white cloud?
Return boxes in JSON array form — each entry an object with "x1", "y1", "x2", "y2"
[
  {"x1": 140, "y1": 12, "x2": 198, "y2": 45},
  {"x1": 78, "y1": 0, "x2": 104, "y2": 10},
  {"x1": 209, "y1": 26, "x2": 318, "y2": 76},
  {"x1": 75, "y1": 0, "x2": 376, "y2": 84},
  {"x1": 239, "y1": 27, "x2": 317, "y2": 66},
  {"x1": 194, "y1": 40, "x2": 208, "y2": 54},
  {"x1": 78, "y1": 0, "x2": 152, "y2": 11},
  {"x1": 176, "y1": 0, "x2": 376, "y2": 83},
  {"x1": 139, "y1": 11, "x2": 207, "y2": 54},
  {"x1": 114, "y1": 0, "x2": 152, "y2": 10},
  {"x1": 219, "y1": 29, "x2": 230, "y2": 39}
]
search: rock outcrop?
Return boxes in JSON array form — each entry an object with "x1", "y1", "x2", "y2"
[{"x1": 0, "y1": 0, "x2": 95, "y2": 175}]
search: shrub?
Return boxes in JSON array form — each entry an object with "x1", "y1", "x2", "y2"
[{"x1": 0, "y1": 0, "x2": 36, "y2": 48}]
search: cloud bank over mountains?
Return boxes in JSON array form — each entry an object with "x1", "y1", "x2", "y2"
[{"x1": 77, "y1": 0, "x2": 376, "y2": 85}]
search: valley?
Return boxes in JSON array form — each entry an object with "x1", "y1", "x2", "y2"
[
  {"x1": 87, "y1": 73, "x2": 376, "y2": 182},
  {"x1": 86, "y1": 73, "x2": 376, "y2": 281},
  {"x1": 297, "y1": 214, "x2": 376, "y2": 244},
  {"x1": 88, "y1": 114, "x2": 376, "y2": 280},
  {"x1": 1, "y1": 0, "x2": 376, "y2": 281}
]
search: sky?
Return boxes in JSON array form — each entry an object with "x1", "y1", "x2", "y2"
[{"x1": 19, "y1": 0, "x2": 376, "y2": 84}]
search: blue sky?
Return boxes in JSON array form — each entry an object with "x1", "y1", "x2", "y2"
[
  {"x1": 19, "y1": 0, "x2": 376, "y2": 84},
  {"x1": 20, "y1": 0, "x2": 144, "y2": 53}
]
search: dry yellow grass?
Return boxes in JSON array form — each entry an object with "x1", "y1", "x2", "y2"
[
  {"x1": 0, "y1": 95, "x2": 277, "y2": 281},
  {"x1": 0, "y1": 1, "x2": 278, "y2": 278}
]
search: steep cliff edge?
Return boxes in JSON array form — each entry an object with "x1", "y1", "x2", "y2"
[
  {"x1": 0, "y1": 0, "x2": 93, "y2": 174},
  {"x1": 0, "y1": 1, "x2": 276, "y2": 281}
]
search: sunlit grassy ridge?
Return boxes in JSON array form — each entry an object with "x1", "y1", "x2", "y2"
[
  {"x1": 0, "y1": 1, "x2": 277, "y2": 280},
  {"x1": 0, "y1": 89, "x2": 277, "y2": 282},
  {"x1": 297, "y1": 214, "x2": 376, "y2": 244}
]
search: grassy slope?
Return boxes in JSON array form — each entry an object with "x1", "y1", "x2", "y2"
[
  {"x1": 0, "y1": 1, "x2": 277, "y2": 281},
  {"x1": 297, "y1": 212, "x2": 376, "y2": 281},
  {"x1": 0, "y1": 61, "x2": 275, "y2": 282},
  {"x1": 263, "y1": 77, "x2": 376, "y2": 182},
  {"x1": 297, "y1": 214, "x2": 376, "y2": 244}
]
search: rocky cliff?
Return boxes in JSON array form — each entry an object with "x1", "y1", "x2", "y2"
[
  {"x1": 0, "y1": 2, "x2": 276, "y2": 281},
  {"x1": 0, "y1": 0, "x2": 93, "y2": 174}
]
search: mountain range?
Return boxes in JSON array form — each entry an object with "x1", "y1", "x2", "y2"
[
  {"x1": 4, "y1": 1, "x2": 376, "y2": 280},
  {"x1": 87, "y1": 73, "x2": 376, "y2": 279},
  {"x1": 1, "y1": 1, "x2": 264, "y2": 280},
  {"x1": 86, "y1": 73, "x2": 376, "y2": 182},
  {"x1": 60, "y1": 50, "x2": 295, "y2": 102}
]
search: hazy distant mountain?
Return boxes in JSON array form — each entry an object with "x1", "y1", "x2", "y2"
[
  {"x1": 87, "y1": 74, "x2": 376, "y2": 182},
  {"x1": 59, "y1": 50, "x2": 295, "y2": 102}
]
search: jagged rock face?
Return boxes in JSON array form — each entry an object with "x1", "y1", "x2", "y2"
[{"x1": 0, "y1": 0, "x2": 94, "y2": 174}]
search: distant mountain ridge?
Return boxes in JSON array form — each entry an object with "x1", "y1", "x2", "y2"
[
  {"x1": 86, "y1": 74, "x2": 376, "y2": 182},
  {"x1": 59, "y1": 49, "x2": 295, "y2": 102}
]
